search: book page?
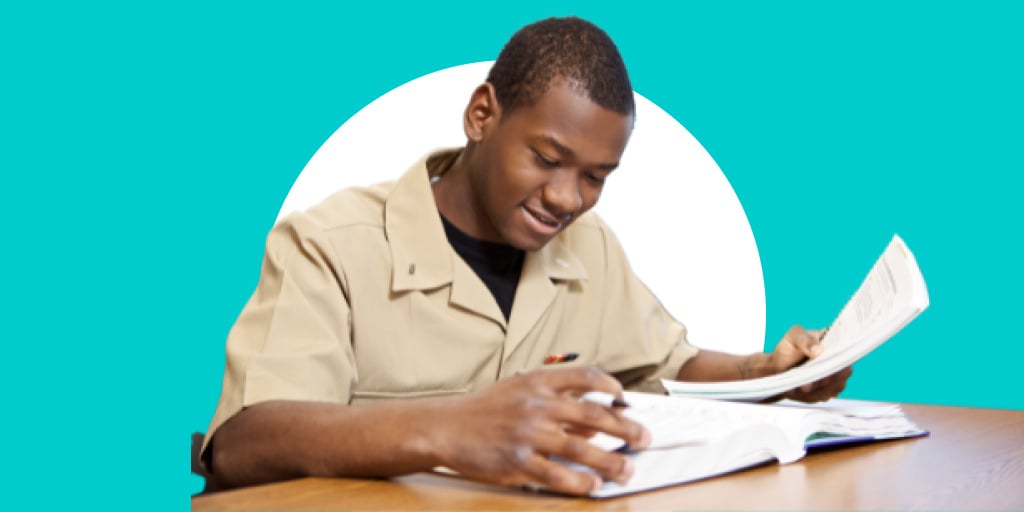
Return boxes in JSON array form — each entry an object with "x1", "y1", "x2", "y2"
[
  {"x1": 578, "y1": 392, "x2": 925, "y2": 497},
  {"x1": 578, "y1": 392, "x2": 807, "y2": 496},
  {"x1": 808, "y1": 238, "x2": 921, "y2": 367},
  {"x1": 662, "y1": 235, "x2": 928, "y2": 400}
]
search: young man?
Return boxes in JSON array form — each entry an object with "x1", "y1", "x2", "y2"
[{"x1": 201, "y1": 17, "x2": 851, "y2": 496}]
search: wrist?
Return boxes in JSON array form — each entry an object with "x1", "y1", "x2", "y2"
[
  {"x1": 407, "y1": 397, "x2": 458, "y2": 470},
  {"x1": 740, "y1": 353, "x2": 779, "y2": 380},
  {"x1": 399, "y1": 401, "x2": 444, "y2": 468}
]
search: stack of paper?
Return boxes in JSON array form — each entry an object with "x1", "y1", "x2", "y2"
[{"x1": 663, "y1": 234, "x2": 929, "y2": 401}]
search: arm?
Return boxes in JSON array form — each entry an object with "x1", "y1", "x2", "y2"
[
  {"x1": 209, "y1": 367, "x2": 651, "y2": 496},
  {"x1": 675, "y1": 325, "x2": 852, "y2": 402},
  {"x1": 674, "y1": 349, "x2": 777, "y2": 382},
  {"x1": 206, "y1": 217, "x2": 651, "y2": 494}
]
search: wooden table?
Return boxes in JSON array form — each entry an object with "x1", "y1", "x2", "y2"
[{"x1": 192, "y1": 403, "x2": 1024, "y2": 510}]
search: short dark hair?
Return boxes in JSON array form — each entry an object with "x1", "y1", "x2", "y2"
[{"x1": 487, "y1": 17, "x2": 635, "y2": 117}]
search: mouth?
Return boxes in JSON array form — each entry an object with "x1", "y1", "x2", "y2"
[{"x1": 521, "y1": 205, "x2": 566, "y2": 236}]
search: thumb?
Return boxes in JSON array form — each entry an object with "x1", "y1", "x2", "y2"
[
  {"x1": 774, "y1": 326, "x2": 823, "y2": 369},
  {"x1": 788, "y1": 326, "x2": 824, "y2": 358}
]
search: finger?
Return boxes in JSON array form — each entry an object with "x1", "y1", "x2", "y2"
[
  {"x1": 769, "y1": 327, "x2": 811, "y2": 372},
  {"x1": 785, "y1": 325, "x2": 823, "y2": 359},
  {"x1": 812, "y1": 328, "x2": 829, "y2": 342},
  {"x1": 551, "y1": 399, "x2": 650, "y2": 450},
  {"x1": 785, "y1": 384, "x2": 821, "y2": 403},
  {"x1": 518, "y1": 452, "x2": 603, "y2": 496},
  {"x1": 831, "y1": 365, "x2": 853, "y2": 383},
  {"x1": 818, "y1": 366, "x2": 852, "y2": 397},
  {"x1": 533, "y1": 430, "x2": 636, "y2": 485},
  {"x1": 811, "y1": 366, "x2": 852, "y2": 394},
  {"x1": 795, "y1": 384, "x2": 841, "y2": 403},
  {"x1": 789, "y1": 382, "x2": 834, "y2": 402},
  {"x1": 530, "y1": 366, "x2": 624, "y2": 398},
  {"x1": 787, "y1": 367, "x2": 852, "y2": 402},
  {"x1": 563, "y1": 425, "x2": 597, "y2": 438}
]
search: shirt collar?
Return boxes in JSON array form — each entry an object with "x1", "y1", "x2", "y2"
[{"x1": 385, "y1": 149, "x2": 588, "y2": 293}]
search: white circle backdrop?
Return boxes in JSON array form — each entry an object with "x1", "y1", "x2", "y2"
[{"x1": 277, "y1": 62, "x2": 765, "y2": 354}]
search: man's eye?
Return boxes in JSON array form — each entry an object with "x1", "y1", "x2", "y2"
[
  {"x1": 535, "y1": 152, "x2": 559, "y2": 168},
  {"x1": 585, "y1": 173, "x2": 607, "y2": 185}
]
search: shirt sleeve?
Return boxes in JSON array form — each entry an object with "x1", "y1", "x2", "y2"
[
  {"x1": 200, "y1": 213, "x2": 357, "y2": 465},
  {"x1": 591, "y1": 218, "x2": 699, "y2": 393}
]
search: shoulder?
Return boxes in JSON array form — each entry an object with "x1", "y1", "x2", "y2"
[
  {"x1": 558, "y1": 210, "x2": 621, "y2": 251},
  {"x1": 554, "y1": 210, "x2": 637, "y2": 281},
  {"x1": 264, "y1": 181, "x2": 396, "y2": 263},
  {"x1": 294, "y1": 181, "x2": 393, "y2": 232}
]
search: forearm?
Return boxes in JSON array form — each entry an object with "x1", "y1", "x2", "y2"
[
  {"x1": 674, "y1": 349, "x2": 777, "y2": 382},
  {"x1": 209, "y1": 398, "x2": 447, "y2": 489}
]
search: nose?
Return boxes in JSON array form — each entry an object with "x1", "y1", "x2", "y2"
[{"x1": 542, "y1": 170, "x2": 583, "y2": 217}]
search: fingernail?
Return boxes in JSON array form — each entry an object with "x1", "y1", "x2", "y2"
[
  {"x1": 592, "y1": 475, "x2": 603, "y2": 493},
  {"x1": 638, "y1": 426, "x2": 652, "y2": 449}
]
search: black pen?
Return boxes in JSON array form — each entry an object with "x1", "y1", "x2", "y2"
[
  {"x1": 615, "y1": 400, "x2": 636, "y2": 454},
  {"x1": 608, "y1": 397, "x2": 636, "y2": 452},
  {"x1": 582, "y1": 392, "x2": 630, "y2": 409},
  {"x1": 581, "y1": 394, "x2": 633, "y2": 452}
]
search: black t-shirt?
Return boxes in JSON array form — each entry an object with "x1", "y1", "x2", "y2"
[{"x1": 440, "y1": 214, "x2": 524, "y2": 321}]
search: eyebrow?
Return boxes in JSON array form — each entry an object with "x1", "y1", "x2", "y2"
[{"x1": 538, "y1": 135, "x2": 620, "y2": 171}]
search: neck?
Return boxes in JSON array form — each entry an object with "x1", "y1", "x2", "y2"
[{"x1": 431, "y1": 147, "x2": 503, "y2": 243}]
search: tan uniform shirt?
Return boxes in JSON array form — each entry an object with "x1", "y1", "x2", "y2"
[{"x1": 202, "y1": 150, "x2": 698, "y2": 460}]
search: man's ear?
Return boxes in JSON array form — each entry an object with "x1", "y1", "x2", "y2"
[{"x1": 463, "y1": 83, "x2": 501, "y2": 143}]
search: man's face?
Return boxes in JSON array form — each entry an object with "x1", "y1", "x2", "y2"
[{"x1": 469, "y1": 81, "x2": 633, "y2": 251}]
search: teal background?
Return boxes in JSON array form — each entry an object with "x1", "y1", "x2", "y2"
[{"x1": 1, "y1": 1, "x2": 1020, "y2": 505}]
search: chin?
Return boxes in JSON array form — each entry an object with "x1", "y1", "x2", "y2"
[
  {"x1": 507, "y1": 232, "x2": 554, "y2": 252},
  {"x1": 516, "y1": 241, "x2": 548, "y2": 252}
]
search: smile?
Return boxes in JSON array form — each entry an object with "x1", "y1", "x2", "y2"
[{"x1": 522, "y1": 205, "x2": 565, "y2": 236}]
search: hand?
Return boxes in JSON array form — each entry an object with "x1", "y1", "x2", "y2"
[
  {"x1": 769, "y1": 325, "x2": 852, "y2": 403},
  {"x1": 429, "y1": 366, "x2": 651, "y2": 496}
]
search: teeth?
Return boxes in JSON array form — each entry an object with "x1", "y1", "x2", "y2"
[{"x1": 529, "y1": 209, "x2": 557, "y2": 227}]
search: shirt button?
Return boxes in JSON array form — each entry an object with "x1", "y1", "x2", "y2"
[{"x1": 409, "y1": 263, "x2": 416, "y2": 275}]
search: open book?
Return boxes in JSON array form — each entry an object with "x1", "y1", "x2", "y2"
[
  {"x1": 569, "y1": 391, "x2": 927, "y2": 498},
  {"x1": 663, "y1": 234, "x2": 929, "y2": 401}
]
